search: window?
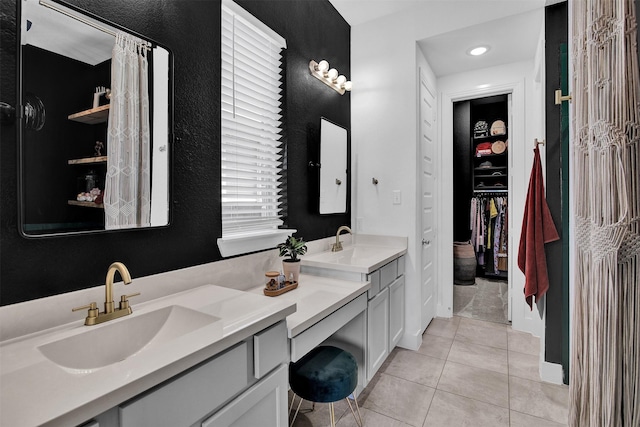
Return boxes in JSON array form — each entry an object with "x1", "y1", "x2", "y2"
[{"x1": 218, "y1": 0, "x2": 292, "y2": 257}]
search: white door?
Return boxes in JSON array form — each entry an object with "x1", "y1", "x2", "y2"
[{"x1": 419, "y1": 69, "x2": 437, "y2": 332}]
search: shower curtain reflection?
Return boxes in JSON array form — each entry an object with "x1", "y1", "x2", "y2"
[{"x1": 104, "y1": 32, "x2": 151, "y2": 229}]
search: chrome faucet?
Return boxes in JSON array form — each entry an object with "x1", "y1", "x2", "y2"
[
  {"x1": 72, "y1": 262, "x2": 140, "y2": 326},
  {"x1": 331, "y1": 225, "x2": 352, "y2": 252}
]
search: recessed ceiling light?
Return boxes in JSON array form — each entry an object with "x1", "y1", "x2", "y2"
[{"x1": 468, "y1": 46, "x2": 489, "y2": 56}]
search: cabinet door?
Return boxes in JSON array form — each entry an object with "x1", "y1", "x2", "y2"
[
  {"x1": 202, "y1": 364, "x2": 288, "y2": 427},
  {"x1": 367, "y1": 287, "x2": 389, "y2": 382},
  {"x1": 388, "y1": 276, "x2": 405, "y2": 352}
]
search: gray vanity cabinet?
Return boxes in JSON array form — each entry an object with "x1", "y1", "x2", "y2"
[
  {"x1": 366, "y1": 256, "x2": 405, "y2": 381},
  {"x1": 86, "y1": 321, "x2": 289, "y2": 427}
]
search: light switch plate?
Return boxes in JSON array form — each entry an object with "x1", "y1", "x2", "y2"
[{"x1": 392, "y1": 190, "x2": 401, "y2": 205}]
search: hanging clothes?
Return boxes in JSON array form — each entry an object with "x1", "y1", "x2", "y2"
[{"x1": 469, "y1": 194, "x2": 508, "y2": 274}]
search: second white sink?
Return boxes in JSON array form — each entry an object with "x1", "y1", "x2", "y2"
[
  {"x1": 302, "y1": 243, "x2": 407, "y2": 274},
  {"x1": 38, "y1": 305, "x2": 221, "y2": 371}
]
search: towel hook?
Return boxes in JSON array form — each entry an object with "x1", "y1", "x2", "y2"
[{"x1": 534, "y1": 138, "x2": 545, "y2": 148}]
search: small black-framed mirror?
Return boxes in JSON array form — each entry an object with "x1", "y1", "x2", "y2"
[
  {"x1": 307, "y1": 117, "x2": 348, "y2": 215},
  {"x1": 19, "y1": 0, "x2": 173, "y2": 237}
]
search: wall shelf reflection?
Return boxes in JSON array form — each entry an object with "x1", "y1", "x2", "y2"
[
  {"x1": 68, "y1": 200, "x2": 104, "y2": 209},
  {"x1": 68, "y1": 104, "x2": 110, "y2": 124},
  {"x1": 68, "y1": 156, "x2": 107, "y2": 165}
]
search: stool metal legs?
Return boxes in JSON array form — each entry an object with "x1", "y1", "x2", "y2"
[
  {"x1": 345, "y1": 392, "x2": 363, "y2": 427},
  {"x1": 289, "y1": 392, "x2": 363, "y2": 427}
]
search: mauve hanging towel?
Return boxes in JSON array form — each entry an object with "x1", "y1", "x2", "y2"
[{"x1": 517, "y1": 146, "x2": 559, "y2": 309}]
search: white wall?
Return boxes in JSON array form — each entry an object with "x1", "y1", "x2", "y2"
[{"x1": 350, "y1": 1, "x2": 545, "y2": 349}]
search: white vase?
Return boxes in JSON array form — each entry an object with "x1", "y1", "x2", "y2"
[{"x1": 282, "y1": 259, "x2": 301, "y2": 284}]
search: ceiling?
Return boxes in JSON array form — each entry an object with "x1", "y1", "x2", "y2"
[
  {"x1": 329, "y1": 0, "x2": 548, "y2": 77},
  {"x1": 22, "y1": 0, "x2": 115, "y2": 66},
  {"x1": 417, "y1": 8, "x2": 544, "y2": 76}
]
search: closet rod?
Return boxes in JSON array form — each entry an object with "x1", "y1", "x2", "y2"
[{"x1": 473, "y1": 191, "x2": 508, "y2": 196}]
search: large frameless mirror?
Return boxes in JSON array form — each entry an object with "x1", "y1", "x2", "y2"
[{"x1": 19, "y1": 0, "x2": 173, "y2": 236}]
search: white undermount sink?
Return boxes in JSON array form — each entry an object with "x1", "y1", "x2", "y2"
[
  {"x1": 302, "y1": 241, "x2": 407, "y2": 274},
  {"x1": 316, "y1": 245, "x2": 387, "y2": 263},
  {"x1": 38, "y1": 305, "x2": 221, "y2": 371}
]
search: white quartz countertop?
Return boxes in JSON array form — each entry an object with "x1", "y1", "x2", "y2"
[
  {"x1": 0, "y1": 285, "x2": 295, "y2": 427},
  {"x1": 301, "y1": 234, "x2": 408, "y2": 274},
  {"x1": 249, "y1": 274, "x2": 370, "y2": 338}
]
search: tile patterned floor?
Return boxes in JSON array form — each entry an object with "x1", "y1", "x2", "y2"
[
  {"x1": 453, "y1": 279, "x2": 509, "y2": 324},
  {"x1": 290, "y1": 316, "x2": 569, "y2": 427}
]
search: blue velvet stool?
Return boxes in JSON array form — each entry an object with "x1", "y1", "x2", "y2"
[{"x1": 289, "y1": 346, "x2": 363, "y2": 427}]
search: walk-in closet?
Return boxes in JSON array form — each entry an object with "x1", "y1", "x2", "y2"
[{"x1": 452, "y1": 94, "x2": 510, "y2": 324}]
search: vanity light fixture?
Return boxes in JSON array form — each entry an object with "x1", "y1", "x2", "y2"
[
  {"x1": 309, "y1": 60, "x2": 352, "y2": 95},
  {"x1": 468, "y1": 46, "x2": 489, "y2": 56}
]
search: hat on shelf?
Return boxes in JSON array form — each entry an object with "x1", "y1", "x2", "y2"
[
  {"x1": 490, "y1": 120, "x2": 506, "y2": 135},
  {"x1": 491, "y1": 171, "x2": 503, "y2": 176},
  {"x1": 479, "y1": 160, "x2": 493, "y2": 168},
  {"x1": 474, "y1": 120, "x2": 489, "y2": 138},
  {"x1": 476, "y1": 142, "x2": 492, "y2": 156},
  {"x1": 491, "y1": 140, "x2": 506, "y2": 154}
]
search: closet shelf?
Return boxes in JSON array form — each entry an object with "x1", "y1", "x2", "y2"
[
  {"x1": 474, "y1": 153, "x2": 507, "y2": 159},
  {"x1": 68, "y1": 156, "x2": 107, "y2": 165},
  {"x1": 474, "y1": 166, "x2": 507, "y2": 171},
  {"x1": 68, "y1": 104, "x2": 110, "y2": 124},
  {"x1": 475, "y1": 174, "x2": 506, "y2": 179},
  {"x1": 473, "y1": 133, "x2": 507, "y2": 141}
]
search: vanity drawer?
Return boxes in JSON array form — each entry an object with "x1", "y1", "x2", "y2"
[
  {"x1": 254, "y1": 320, "x2": 288, "y2": 379},
  {"x1": 119, "y1": 341, "x2": 249, "y2": 427},
  {"x1": 380, "y1": 259, "x2": 398, "y2": 290}
]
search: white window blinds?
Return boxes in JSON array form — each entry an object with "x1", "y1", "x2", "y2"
[{"x1": 221, "y1": 1, "x2": 287, "y2": 241}]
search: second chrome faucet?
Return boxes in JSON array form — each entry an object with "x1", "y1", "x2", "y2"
[{"x1": 331, "y1": 225, "x2": 352, "y2": 252}]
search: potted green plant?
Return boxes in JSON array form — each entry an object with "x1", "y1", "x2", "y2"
[{"x1": 277, "y1": 235, "x2": 307, "y2": 284}]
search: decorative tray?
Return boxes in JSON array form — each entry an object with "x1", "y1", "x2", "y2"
[{"x1": 263, "y1": 281, "x2": 298, "y2": 297}]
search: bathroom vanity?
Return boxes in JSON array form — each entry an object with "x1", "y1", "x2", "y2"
[
  {"x1": 301, "y1": 234, "x2": 408, "y2": 384},
  {"x1": 0, "y1": 234, "x2": 406, "y2": 426},
  {"x1": 0, "y1": 286, "x2": 295, "y2": 427}
]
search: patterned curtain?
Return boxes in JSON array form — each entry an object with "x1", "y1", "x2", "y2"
[
  {"x1": 104, "y1": 32, "x2": 151, "y2": 229},
  {"x1": 570, "y1": 0, "x2": 640, "y2": 425}
]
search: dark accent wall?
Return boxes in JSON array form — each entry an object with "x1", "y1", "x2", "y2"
[
  {"x1": 0, "y1": 0, "x2": 350, "y2": 305},
  {"x1": 22, "y1": 45, "x2": 109, "y2": 231},
  {"x1": 544, "y1": 1, "x2": 568, "y2": 371}
]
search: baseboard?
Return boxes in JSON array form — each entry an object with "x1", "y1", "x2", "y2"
[
  {"x1": 397, "y1": 328, "x2": 421, "y2": 351},
  {"x1": 539, "y1": 360, "x2": 564, "y2": 385}
]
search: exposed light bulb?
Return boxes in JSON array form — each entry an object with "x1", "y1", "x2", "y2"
[
  {"x1": 317, "y1": 60, "x2": 329, "y2": 73},
  {"x1": 343, "y1": 81, "x2": 352, "y2": 91},
  {"x1": 336, "y1": 75, "x2": 347, "y2": 86},
  {"x1": 327, "y1": 68, "x2": 339, "y2": 81}
]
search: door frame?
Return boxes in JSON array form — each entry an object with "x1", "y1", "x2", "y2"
[{"x1": 436, "y1": 80, "x2": 545, "y2": 337}]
